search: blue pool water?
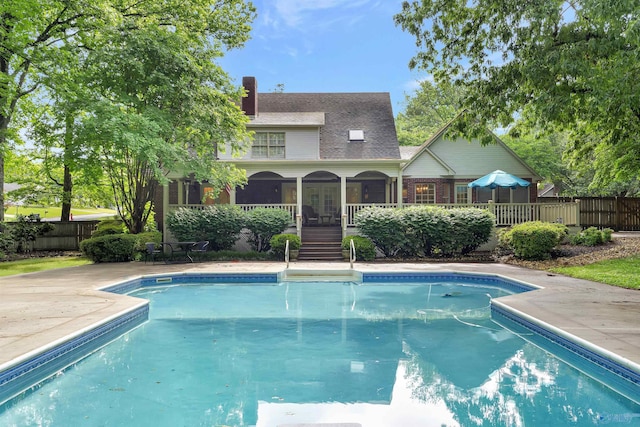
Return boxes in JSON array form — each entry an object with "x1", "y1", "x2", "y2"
[{"x1": 1, "y1": 281, "x2": 639, "y2": 426}]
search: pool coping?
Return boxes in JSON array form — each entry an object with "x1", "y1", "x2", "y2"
[{"x1": 1, "y1": 262, "x2": 639, "y2": 406}]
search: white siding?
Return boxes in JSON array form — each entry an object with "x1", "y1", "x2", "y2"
[
  {"x1": 429, "y1": 136, "x2": 534, "y2": 178},
  {"x1": 219, "y1": 127, "x2": 320, "y2": 161},
  {"x1": 285, "y1": 128, "x2": 319, "y2": 160},
  {"x1": 403, "y1": 151, "x2": 452, "y2": 177}
]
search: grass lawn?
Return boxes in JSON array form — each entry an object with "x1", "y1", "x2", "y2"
[
  {"x1": 551, "y1": 256, "x2": 640, "y2": 290},
  {"x1": 0, "y1": 257, "x2": 92, "y2": 277},
  {"x1": 4, "y1": 206, "x2": 117, "y2": 220}
]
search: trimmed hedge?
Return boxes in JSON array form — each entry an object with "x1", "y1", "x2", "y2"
[
  {"x1": 355, "y1": 206, "x2": 494, "y2": 258},
  {"x1": 93, "y1": 220, "x2": 125, "y2": 237},
  {"x1": 341, "y1": 235, "x2": 376, "y2": 261},
  {"x1": 80, "y1": 234, "x2": 138, "y2": 262},
  {"x1": 166, "y1": 206, "x2": 245, "y2": 251},
  {"x1": 500, "y1": 221, "x2": 568, "y2": 260},
  {"x1": 270, "y1": 233, "x2": 301, "y2": 258}
]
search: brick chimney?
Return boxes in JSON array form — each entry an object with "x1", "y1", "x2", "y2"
[{"x1": 242, "y1": 76, "x2": 257, "y2": 116}]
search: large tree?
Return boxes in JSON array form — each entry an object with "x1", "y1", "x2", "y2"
[
  {"x1": 2, "y1": 0, "x2": 255, "y2": 231},
  {"x1": 396, "y1": 79, "x2": 464, "y2": 146},
  {"x1": 395, "y1": 1, "x2": 640, "y2": 191},
  {"x1": 78, "y1": 2, "x2": 254, "y2": 233}
]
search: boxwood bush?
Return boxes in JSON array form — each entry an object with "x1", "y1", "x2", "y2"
[
  {"x1": 80, "y1": 234, "x2": 138, "y2": 262},
  {"x1": 166, "y1": 206, "x2": 245, "y2": 251},
  {"x1": 93, "y1": 220, "x2": 125, "y2": 237},
  {"x1": 341, "y1": 235, "x2": 376, "y2": 261},
  {"x1": 501, "y1": 221, "x2": 568, "y2": 260},
  {"x1": 270, "y1": 233, "x2": 301, "y2": 258},
  {"x1": 245, "y1": 208, "x2": 292, "y2": 252}
]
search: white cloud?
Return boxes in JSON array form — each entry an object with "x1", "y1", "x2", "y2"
[{"x1": 271, "y1": 0, "x2": 375, "y2": 28}]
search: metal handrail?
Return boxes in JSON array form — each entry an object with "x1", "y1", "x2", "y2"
[
  {"x1": 285, "y1": 239, "x2": 290, "y2": 268},
  {"x1": 349, "y1": 238, "x2": 356, "y2": 269}
]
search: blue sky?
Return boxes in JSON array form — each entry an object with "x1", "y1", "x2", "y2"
[{"x1": 218, "y1": 0, "x2": 425, "y2": 116}]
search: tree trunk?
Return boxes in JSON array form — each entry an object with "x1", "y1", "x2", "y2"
[
  {"x1": 0, "y1": 52, "x2": 9, "y2": 223},
  {"x1": 60, "y1": 113, "x2": 74, "y2": 221}
]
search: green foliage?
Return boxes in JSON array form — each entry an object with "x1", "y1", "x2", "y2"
[
  {"x1": 245, "y1": 208, "x2": 292, "y2": 252},
  {"x1": 270, "y1": 233, "x2": 301, "y2": 258},
  {"x1": 447, "y1": 208, "x2": 496, "y2": 255},
  {"x1": 166, "y1": 206, "x2": 245, "y2": 251},
  {"x1": 502, "y1": 222, "x2": 568, "y2": 260},
  {"x1": 355, "y1": 206, "x2": 494, "y2": 258},
  {"x1": 6, "y1": 214, "x2": 55, "y2": 253},
  {"x1": 395, "y1": 1, "x2": 640, "y2": 191},
  {"x1": 93, "y1": 220, "x2": 125, "y2": 237},
  {"x1": 132, "y1": 231, "x2": 163, "y2": 260},
  {"x1": 80, "y1": 234, "x2": 138, "y2": 263},
  {"x1": 354, "y1": 207, "x2": 407, "y2": 257},
  {"x1": 570, "y1": 227, "x2": 613, "y2": 247},
  {"x1": 341, "y1": 235, "x2": 376, "y2": 261},
  {"x1": 396, "y1": 79, "x2": 464, "y2": 146}
]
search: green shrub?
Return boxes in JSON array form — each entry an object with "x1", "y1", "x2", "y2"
[
  {"x1": 570, "y1": 227, "x2": 613, "y2": 246},
  {"x1": 8, "y1": 214, "x2": 55, "y2": 253},
  {"x1": 270, "y1": 233, "x2": 301, "y2": 258},
  {"x1": 93, "y1": 221, "x2": 125, "y2": 237},
  {"x1": 166, "y1": 205, "x2": 245, "y2": 251},
  {"x1": 354, "y1": 207, "x2": 408, "y2": 257},
  {"x1": 132, "y1": 231, "x2": 163, "y2": 260},
  {"x1": 342, "y1": 235, "x2": 376, "y2": 261},
  {"x1": 245, "y1": 208, "x2": 292, "y2": 252},
  {"x1": 503, "y1": 221, "x2": 568, "y2": 260},
  {"x1": 447, "y1": 208, "x2": 495, "y2": 255},
  {"x1": 80, "y1": 234, "x2": 138, "y2": 262},
  {"x1": 356, "y1": 206, "x2": 494, "y2": 258}
]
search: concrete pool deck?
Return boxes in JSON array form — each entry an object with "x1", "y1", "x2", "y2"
[{"x1": 1, "y1": 258, "x2": 639, "y2": 384}]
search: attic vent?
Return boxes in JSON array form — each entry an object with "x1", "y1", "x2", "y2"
[{"x1": 348, "y1": 129, "x2": 365, "y2": 142}]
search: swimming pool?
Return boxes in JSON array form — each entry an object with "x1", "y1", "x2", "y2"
[{"x1": 1, "y1": 274, "x2": 639, "y2": 426}]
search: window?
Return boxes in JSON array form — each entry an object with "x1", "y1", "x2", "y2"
[
  {"x1": 252, "y1": 132, "x2": 285, "y2": 159},
  {"x1": 415, "y1": 183, "x2": 435, "y2": 204},
  {"x1": 455, "y1": 184, "x2": 469, "y2": 204}
]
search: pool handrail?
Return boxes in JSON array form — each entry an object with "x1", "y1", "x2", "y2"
[
  {"x1": 285, "y1": 239, "x2": 290, "y2": 268},
  {"x1": 349, "y1": 238, "x2": 356, "y2": 268}
]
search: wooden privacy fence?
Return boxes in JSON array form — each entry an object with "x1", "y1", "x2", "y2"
[
  {"x1": 32, "y1": 221, "x2": 98, "y2": 251},
  {"x1": 540, "y1": 197, "x2": 640, "y2": 231}
]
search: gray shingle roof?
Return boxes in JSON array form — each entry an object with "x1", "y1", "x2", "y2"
[{"x1": 257, "y1": 93, "x2": 400, "y2": 160}]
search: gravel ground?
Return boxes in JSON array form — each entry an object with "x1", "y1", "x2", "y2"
[{"x1": 500, "y1": 236, "x2": 640, "y2": 270}]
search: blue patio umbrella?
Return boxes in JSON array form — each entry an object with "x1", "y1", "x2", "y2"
[{"x1": 468, "y1": 170, "x2": 531, "y2": 189}]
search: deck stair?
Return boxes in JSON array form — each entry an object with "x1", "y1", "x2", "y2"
[
  {"x1": 298, "y1": 226, "x2": 343, "y2": 261},
  {"x1": 279, "y1": 268, "x2": 362, "y2": 283}
]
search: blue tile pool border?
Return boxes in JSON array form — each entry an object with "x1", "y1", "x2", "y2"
[
  {"x1": 492, "y1": 302, "x2": 640, "y2": 402},
  {"x1": 0, "y1": 304, "x2": 148, "y2": 406}
]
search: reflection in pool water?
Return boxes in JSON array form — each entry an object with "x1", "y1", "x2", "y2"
[{"x1": 1, "y1": 282, "x2": 638, "y2": 426}]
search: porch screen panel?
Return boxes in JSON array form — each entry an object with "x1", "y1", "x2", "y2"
[{"x1": 415, "y1": 183, "x2": 436, "y2": 204}]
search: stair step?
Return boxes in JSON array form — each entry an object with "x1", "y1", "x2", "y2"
[{"x1": 280, "y1": 268, "x2": 362, "y2": 282}]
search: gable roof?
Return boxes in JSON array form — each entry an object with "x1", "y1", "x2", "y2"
[
  {"x1": 256, "y1": 92, "x2": 400, "y2": 160},
  {"x1": 402, "y1": 116, "x2": 541, "y2": 180}
]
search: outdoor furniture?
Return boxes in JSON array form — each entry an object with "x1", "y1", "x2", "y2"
[
  {"x1": 161, "y1": 241, "x2": 196, "y2": 263},
  {"x1": 145, "y1": 242, "x2": 164, "y2": 264},
  {"x1": 190, "y1": 240, "x2": 209, "y2": 261},
  {"x1": 302, "y1": 205, "x2": 319, "y2": 226}
]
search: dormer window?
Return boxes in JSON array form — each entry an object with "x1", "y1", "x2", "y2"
[{"x1": 348, "y1": 130, "x2": 365, "y2": 142}]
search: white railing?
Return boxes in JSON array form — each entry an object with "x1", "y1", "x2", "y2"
[
  {"x1": 168, "y1": 203, "x2": 298, "y2": 224},
  {"x1": 345, "y1": 202, "x2": 580, "y2": 227},
  {"x1": 169, "y1": 201, "x2": 580, "y2": 228},
  {"x1": 237, "y1": 204, "x2": 297, "y2": 223}
]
